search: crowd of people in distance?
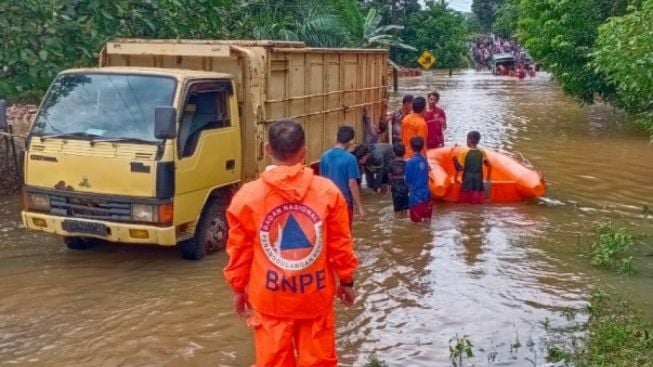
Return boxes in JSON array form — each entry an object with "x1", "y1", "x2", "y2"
[{"x1": 320, "y1": 91, "x2": 492, "y2": 225}]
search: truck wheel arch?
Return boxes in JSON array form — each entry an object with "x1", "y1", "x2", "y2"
[{"x1": 178, "y1": 186, "x2": 234, "y2": 260}]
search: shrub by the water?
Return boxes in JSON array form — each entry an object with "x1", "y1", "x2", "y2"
[
  {"x1": 449, "y1": 334, "x2": 474, "y2": 367},
  {"x1": 363, "y1": 355, "x2": 388, "y2": 367},
  {"x1": 590, "y1": 221, "x2": 636, "y2": 275},
  {"x1": 574, "y1": 290, "x2": 653, "y2": 366}
]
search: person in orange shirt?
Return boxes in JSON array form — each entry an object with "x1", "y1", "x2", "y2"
[
  {"x1": 401, "y1": 96, "x2": 428, "y2": 157},
  {"x1": 224, "y1": 119, "x2": 358, "y2": 367}
]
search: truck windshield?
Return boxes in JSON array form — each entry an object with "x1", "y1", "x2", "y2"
[{"x1": 31, "y1": 73, "x2": 176, "y2": 141}]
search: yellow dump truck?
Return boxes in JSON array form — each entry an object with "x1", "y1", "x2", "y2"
[{"x1": 8, "y1": 39, "x2": 388, "y2": 259}]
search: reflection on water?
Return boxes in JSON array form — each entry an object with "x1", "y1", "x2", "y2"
[
  {"x1": 340, "y1": 202, "x2": 590, "y2": 366},
  {"x1": 1, "y1": 70, "x2": 652, "y2": 366}
]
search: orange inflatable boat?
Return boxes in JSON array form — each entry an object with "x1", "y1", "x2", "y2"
[{"x1": 428, "y1": 146, "x2": 545, "y2": 203}]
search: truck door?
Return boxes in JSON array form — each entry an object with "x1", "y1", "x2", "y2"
[{"x1": 175, "y1": 79, "x2": 241, "y2": 219}]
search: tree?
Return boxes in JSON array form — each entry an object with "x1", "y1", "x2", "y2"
[
  {"x1": 242, "y1": 0, "x2": 350, "y2": 47},
  {"x1": 335, "y1": 0, "x2": 416, "y2": 50},
  {"x1": 398, "y1": 1, "x2": 470, "y2": 71},
  {"x1": 471, "y1": 0, "x2": 503, "y2": 32},
  {"x1": 240, "y1": 0, "x2": 414, "y2": 49},
  {"x1": 593, "y1": 0, "x2": 653, "y2": 132},
  {"x1": 492, "y1": 0, "x2": 519, "y2": 38},
  {"x1": 360, "y1": 0, "x2": 421, "y2": 61},
  {"x1": 361, "y1": 0, "x2": 422, "y2": 25},
  {"x1": 0, "y1": 0, "x2": 232, "y2": 102},
  {"x1": 518, "y1": 0, "x2": 629, "y2": 104}
]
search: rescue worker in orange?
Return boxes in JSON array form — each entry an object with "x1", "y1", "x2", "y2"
[
  {"x1": 401, "y1": 96, "x2": 428, "y2": 158},
  {"x1": 224, "y1": 119, "x2": 358, "y2": 367}
]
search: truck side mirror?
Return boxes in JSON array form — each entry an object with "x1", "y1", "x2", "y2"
[
  {"x1": 0, "y1": 100, "x2": 7, "y2": 130},
  {"x1": 154, "y1": 106, "x2": 177, "y2": 139}
]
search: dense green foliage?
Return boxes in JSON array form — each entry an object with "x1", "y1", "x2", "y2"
[
  {"x1": 519, "y1": 0, "x2": 629, "y2": 104},
  {"x1": 395, "y1": 1, "x2": 471, "y2": 69},
  {"x1": 471, "y1": 0, "x2": 504, "y2": 32},
  {"x1": 0, "y1": 0, "x2": 230, "y2": 102},
  {"x1": 590, "y1": 222, "x2": 636, "y2": 275},
  {"x1": 244, "y1": 0, "x2": 415, "y2": 50},
  {"x1": 593, "y1": 0, "x2": 653, "y2": 132},
  {"x1": 361, "y1": 0, "x2": 421, "y2": 25},
  {"x1": 0, "y1": 0, "x2": 473, "y2": 102},
  {"x1": 518, "y1": 0, "x2": 653, "y2": 133},
  {"x1": 575, "y1": 290, "x2": 653, "y2": 366},
  {"x1": 492, "y1": 0, "x2": 518, "y2": 38}
]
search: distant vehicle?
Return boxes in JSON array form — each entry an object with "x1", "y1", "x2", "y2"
[
  {"x1": 520, "y1": 50, "x2": 540, "y2": 72},
  {"x1": 491, "y1": 53, "x2": 515, "y2": 75}
]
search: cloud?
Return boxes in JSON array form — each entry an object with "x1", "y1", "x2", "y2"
[{"x1": 419, "y1": 0, "x2": 472, "y2": 12}]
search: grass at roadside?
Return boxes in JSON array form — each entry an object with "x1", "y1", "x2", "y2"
[
  {"x1": 589, "y1": 221, "x2": 637, "y2": 275},
  {"x1": 574, "y1": 290, "x2": 653, "y2": 367}
]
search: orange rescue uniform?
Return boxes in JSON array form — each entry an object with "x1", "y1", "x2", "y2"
[
  {"x1": 401, "y1": 112, "x2": 428, "y2": 157},
  {"x1": 224, "y1": 164, "x2": 358, "y2": 367}
]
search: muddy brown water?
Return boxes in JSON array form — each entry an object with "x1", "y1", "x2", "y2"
[{"x1": 1, "y1": 70, "x2": 652, "y2": 366}]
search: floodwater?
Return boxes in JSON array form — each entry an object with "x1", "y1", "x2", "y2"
[{"x1": 1, "y1": 70, "x2": 652, "y2": 366}]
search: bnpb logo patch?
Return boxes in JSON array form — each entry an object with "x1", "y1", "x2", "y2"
[{"x1": 260, "y1": 203, "x2": 323, "y2": 271}]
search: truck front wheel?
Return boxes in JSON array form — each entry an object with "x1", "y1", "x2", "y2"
[
  {"x1": 179, "y1": 199, "x2": 228, "y2": 260},
  {"x1": 64, "y1": 237, "x2": 96, "y2": 250}
]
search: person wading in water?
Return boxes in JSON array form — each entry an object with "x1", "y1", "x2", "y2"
[{"x1": 224, "y1": 119, "x2": 358, "y2": 367}]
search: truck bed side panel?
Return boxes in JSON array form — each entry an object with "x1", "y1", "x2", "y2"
[
  {"x1": 266, "y1": 49, "x2": 388, "y2": 168},
  {"x1": 102, "y1": 40, "x2": 387, "y2": 179}
]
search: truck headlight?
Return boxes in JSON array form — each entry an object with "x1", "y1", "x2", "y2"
[
  {"x1": 25, "y1": 193, "x2": 51, "y2": 211},
  {"x1": 132, "y1": 204, "x2": 156, "y2": 222}
]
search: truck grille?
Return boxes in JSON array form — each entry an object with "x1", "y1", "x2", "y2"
[{"x1": 50, "y1": 194, "x2": 131, "y2": 221}]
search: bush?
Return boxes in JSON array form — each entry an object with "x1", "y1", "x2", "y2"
[
  {"x1": 0, "y1": 0, "x2": 230, "y2": 103},
  {"x1": 575, "y1": 290, "x2": 653, "y2": 367},
  {"x1": 593, "y1": 0, "x2": 653, "y2": 134},
  {"x1": 547, "y1": 346, "x2": 572, "y2": 364},
  {"x1": 590, "y1": 222, "x2": 636, "y2": 274}
]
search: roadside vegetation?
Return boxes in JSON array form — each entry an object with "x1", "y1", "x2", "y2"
[
  {"x1": 470, "y1": 0, "x2": 653, "y2": 134},
  {"x1": 0, "y1": 0, "x2": 471, "y2": 103},
  {"x1": 545, "y1": 289, "x2": 653, "y2": 367},
  {"x1": 576, "y1": 290, "x2": 653, "y2": 366},
  {"x1": 590, "y1": 221, "x2": 637, "y2": 275}
]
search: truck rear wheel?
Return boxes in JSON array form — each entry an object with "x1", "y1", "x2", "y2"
[
  {"x1": 179, "y1": 199, "x2": 228, "y2": 260},
  {"x1": 64, "y1": 237, "x2": 96, "y2": 250}
]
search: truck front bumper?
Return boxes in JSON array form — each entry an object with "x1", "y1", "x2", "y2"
[{"x1": 21, "y1": 211, "x2": 177, "y2": 246}]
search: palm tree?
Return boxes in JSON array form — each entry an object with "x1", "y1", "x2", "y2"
[
  {"x1": 238, "y1": 0, "x2": 415, "y2": 50},
  {"x1": 288, "y1": 6, "x2": 350, "y2": 48},
  {"x1": 244, "y1": 0, "x2": 349, "y2": 47},
  {"x1": 333, "y1": 0, "x2": 416, "y2": 50}
]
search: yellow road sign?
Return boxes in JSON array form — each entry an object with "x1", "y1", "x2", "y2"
[{"x1": 417, "y1": 50, "x2": 436, "y2": 69}]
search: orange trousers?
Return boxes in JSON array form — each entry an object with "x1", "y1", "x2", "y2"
[{"x1": 248, "y1": 309, "x2": 337, "y2": 367}]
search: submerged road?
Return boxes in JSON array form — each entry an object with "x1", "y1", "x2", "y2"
[{"x1": 1, "y1": 70, "x2": 652, "y2": 366}]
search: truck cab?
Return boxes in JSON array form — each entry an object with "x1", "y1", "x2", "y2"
[{"x1": 22, "y1": 67, "x2": 241, "y2": 259}]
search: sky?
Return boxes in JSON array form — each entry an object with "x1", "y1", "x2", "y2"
[
  {"x1": 448, "y1": 0, "x2": 473, "y2": 12},
  {"x1": 419, "y1": 0, "x2": 473, "y2": 12}
]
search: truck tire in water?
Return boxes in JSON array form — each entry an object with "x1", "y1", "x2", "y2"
[
  {"x1": 63, "y1": 237, "x2": 97, "y2": 250},
  {"x1": 179, "y1": 199, "x2": 228, "y2": 260}
]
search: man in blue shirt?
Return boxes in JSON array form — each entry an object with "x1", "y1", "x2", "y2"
[
  {"x1": 405, "y1": 136, "x2": 432, "y2": 223},
  {"x1": 320, "y1": 126, "x2": 365, "y2": 227}
]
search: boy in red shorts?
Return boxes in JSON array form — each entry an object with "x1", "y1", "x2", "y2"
[
  {"x1": 453, "y1": 131, "x2": 492, "y2": 204},
  {"x1": 405, "y1": 136, "x2": 432, "y2": 223}
]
